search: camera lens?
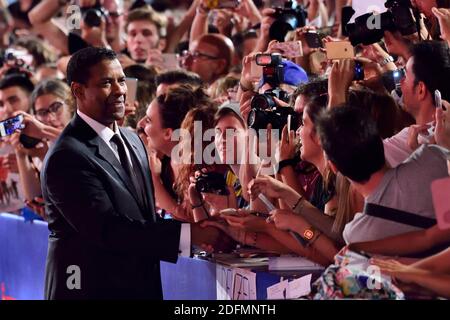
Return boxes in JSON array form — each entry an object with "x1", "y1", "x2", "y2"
[{"x1": 251, "y1": 94, "x2": 276, "y2": 110}]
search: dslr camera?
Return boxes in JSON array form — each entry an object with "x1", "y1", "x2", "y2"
[
  {"x1": 81, "y1": 5, "x2": 109, "y2": 28},
  {"x1": 269, "y1": 0, "x2": 307, "y2": 42},
  {"x1": 248, "y1": 53, "x2": 299, "y2": 133},
  {"x1": 345, "y1": 0, "x2": 420, "y2": 46},
  {"x1": 195, "y1": 172, "x2": 229, "y2": 196}
]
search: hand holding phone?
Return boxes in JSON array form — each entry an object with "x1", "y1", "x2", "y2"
[
  {"x1": 0, "y1": 114, "x2": 24, "y2": 137},
  {"x1": 271, "y1": 41, "x2": 304, "y2": 58},
  {"x1": 325, "y1": 41, "x2": 355, "y2": 60}
]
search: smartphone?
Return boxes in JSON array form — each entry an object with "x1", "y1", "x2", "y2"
[
  {"x1": 304, "y1": 31, "x2": 323, "y2": 49},
  {"x1": 125, "y1": 77, "x2": 138, "y2": 107},
  {"x1": 219, "y1": 208, "x2": 241, "y2": 217},
  {"x1": 161, "y1": 53, "x2": 180, "y2": 71},
  {"x1": 325, "y1": 41, "x2": 355, "y2": 60},
  {"x1": 206, "y1": 0, "x2": 240, "y2": 9},
  {"x1": 271, "y1": 41, "x2": 303, "y2": 58},
  {"x1": 435, "y1": 90, "x2": 442, "y2": 109},
  {"x1": 0, "y1": 114, "x2": 24, "y2": 137}
]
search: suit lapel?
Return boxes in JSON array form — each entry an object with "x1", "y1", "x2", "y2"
[{"x1": 72, "y1": 115, "x2": 144, "y2": 219}]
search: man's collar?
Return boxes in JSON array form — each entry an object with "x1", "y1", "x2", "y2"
[{"x1": 77, "y1": 109, "x2": 120, "y2": 144}]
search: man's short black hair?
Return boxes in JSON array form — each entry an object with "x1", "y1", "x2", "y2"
[
  {"x1": 316, "y1": 106, "x2": 386, "y2": 183},
  {"x1": 155, "y1": 70, "x2": 203, "y2": 87},
  {"x1": 290, "y1": 76, "x2": 328, "y2": 105},
  {"x1": 0, "y1": 73, "x2": 35, "y2": 93},
  {"x1": 66, "y1": 47, "x2": 118, "y2": 86},
  {"x1": 411, "y1": 41, "x2": 450, "y2": 102}
]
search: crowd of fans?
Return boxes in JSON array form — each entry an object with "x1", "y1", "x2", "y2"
[{"x1": 1, "y1": 0, "x2": 450, "y2": 299}]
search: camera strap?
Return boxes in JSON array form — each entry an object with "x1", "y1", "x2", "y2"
[{"x1": 364, "y1": 203, "x2": 436, "y2": 229}]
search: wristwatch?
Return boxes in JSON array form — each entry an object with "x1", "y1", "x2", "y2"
[{"x1": 379, "y1": 55, "x2": 394, "y2": 67}]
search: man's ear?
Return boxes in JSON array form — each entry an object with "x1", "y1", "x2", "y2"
[
  {"x1": 71, "y1": 82, "x2": 85, "y2": 101},
  {"x1": 417, "y1": 81, "x2": 428, "y2": 101},
  {"x1": 163, "y1": 127, "x2": 173, "y2": 141},
  {"x1": 215, "y1": 58, "x2": 227, "y2": 75},
  {"x1": 157, "y1": 38, "x2": 166, "y2": 51}
]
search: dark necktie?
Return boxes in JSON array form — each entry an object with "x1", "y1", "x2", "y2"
[{"x1": 110, "y1": 134, "x2": 134, "y2": 178}]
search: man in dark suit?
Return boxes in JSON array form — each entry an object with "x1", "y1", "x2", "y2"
[{"x1": 41, "y1": 47, "x2": 218, "y2": 299}]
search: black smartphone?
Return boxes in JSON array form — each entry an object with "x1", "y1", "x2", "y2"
[
  {"x1": 304, "y1": 31, "x2": 323, "y2": 49},
  {"x1": 0, "y1": 114, "x2": 23, "y2": 137},
  {"x1": 19, "y1": 134, "x2": 41, "y2": 149}
]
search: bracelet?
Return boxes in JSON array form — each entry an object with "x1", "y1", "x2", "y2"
[
  {"x1": 379, "y1": 55, "x2": 394, "y2": 67},
  {"x1": 277, "y1": 158, "x2": 298, "y2": 174},
  {"x1": 292, "y1": 195, "x2": 303, "y2": 211},
  {"x1": 239, "y1": 81, "x2": 253, "y2": 92},
  {"x1": 306, "y1": 230, "x2": 322, "y2": 248}
]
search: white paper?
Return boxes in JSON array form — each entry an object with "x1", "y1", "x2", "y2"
[
  {"x1": 232, "y1": 268, "x2": 257, "y2": 300},
  {"x1": 267, "y1": 280, "x2": 288, "y2": 300},
  {"x1": 216, "y1": 264, "x2": 234, "y2": 300},
  {"x1": 286, "y1": 274, "x2": 312, "y2": 299}
]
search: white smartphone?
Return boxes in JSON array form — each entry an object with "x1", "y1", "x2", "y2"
[
  {"x1": 161, "y1": 53, "x2": 180, "y2": 70},
  {"x1": 325, "y1": 41, "x2": 355, "y2": 60},
  {"x1": 125, "y1": 77, "x2": 138, "y2": 106},
  {"x1": 435, "y1": 90, "x2": 442, "y2": 109},
  {"x1": 219, "y1": 208, "x2": 241, "y2": 217}
]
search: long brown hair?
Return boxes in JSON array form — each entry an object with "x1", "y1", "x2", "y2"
[{"x1": 175, "y1": 105, "x2": 218, "y2": 202}]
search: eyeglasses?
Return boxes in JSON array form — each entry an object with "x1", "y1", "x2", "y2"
[
  {"x1": 181, "y1": 50, "x2": 221, "y2": 60},
  {"x1": 35, "y1": 101, "x2": 63, "y2": 119}
]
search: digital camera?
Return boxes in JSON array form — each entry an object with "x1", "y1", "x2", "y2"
[
  {"x1": 345, "y1": 0, "x2": 420, "y2": 46},
  {"x1": 269, "y1": 1, "x2": 307, "y2": 42}
]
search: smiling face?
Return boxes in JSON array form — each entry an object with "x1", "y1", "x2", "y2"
[
  {"x1": 214, "y1": 113, "x2": 246, "y2": 164},
  {"x1": 73, "y1": 58, "x2": 126, "y2": 126},
  {"x1": 34, "y1": 93, "x2": 71, "y2": 129},
  {"x1": 299, "y1": 108, "x2": 322, "y2": 163}
]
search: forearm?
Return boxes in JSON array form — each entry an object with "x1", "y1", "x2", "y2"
[
  {"x1": 243, "y1": 0, "x2": 262, "y2": 26},
  {"x1": 350, "y1": 227, "x2": 450, "y2": 258},
  {"x1": 265, "y1": 225, "x2": 332, "y2": 266},
  {"x1": 16, "y1": 154, "x2": 41, "y2": 200},
  {"x1": 151, "y1": 173, "x2": 179, "y2": 214},
  {"x1": 279, "y1": 166, "x2": 307, "y2": 198},
  {"x1": 165, "y1": 7, "x2": 197, "y2": 53},
  {"x1": 401, "y1": 271, "x2": 450, "y2": 299},
  {"x1": 253, "y1": 35, "x2": 269, "y2": 54},
  {"x1": 290, "y1": 216, "x2": 339, "y2": 262},
  {"x1": 410, "y1": 248, "x2": 450, "y2": 274},
  {"x1": 244, "y1": 231, "x2": 292, "y2": 253},
  {"x1": 189, "y1": 11, "x2": 208, "y2": 47},
  {"x1": 28, "y1": 0, "x2": 63, "y2": 25}
]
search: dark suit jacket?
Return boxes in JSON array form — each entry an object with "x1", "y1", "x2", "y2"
[{"x1": 41, "y1": 114, "x2": 181, "y2": 300}]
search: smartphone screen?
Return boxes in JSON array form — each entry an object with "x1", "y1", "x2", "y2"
[
  {"x1": 325, "y1": 41, "x2": 355, "y2": 60},
  {"x1": 0, "y1": 114, "x2": 24, "y2": 137},
  {"x1": 124, "y1": 77, "x2": 138, "y2": 107},
  {"x1": 435, "y1": 90, "x2": 442, "y2": 109}
]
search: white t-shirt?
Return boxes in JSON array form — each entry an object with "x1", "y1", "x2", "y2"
[
  {"x1": 383, "y1": 124, "x2": 432, "y2": 168},
  {"x1": 343, "y1": 144, "x2": 449, "y2": 244}
]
